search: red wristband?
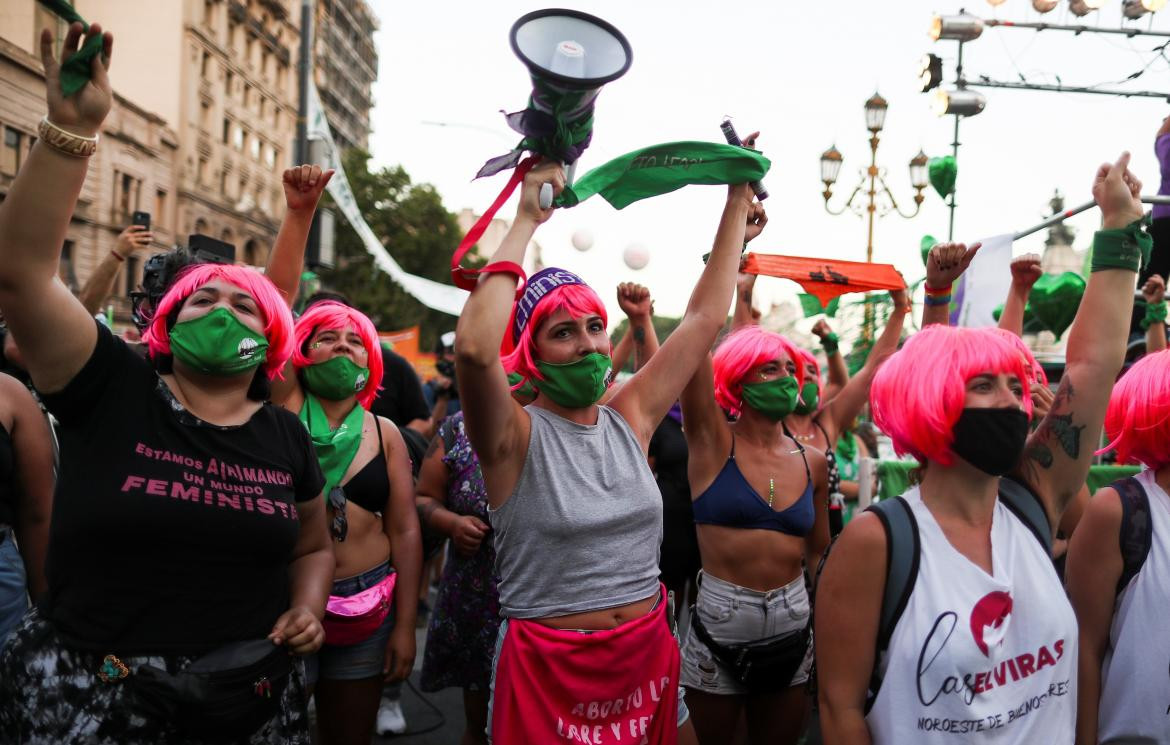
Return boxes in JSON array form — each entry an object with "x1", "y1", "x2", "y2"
[
  {"x1": 924, "y1": 283, "x2": 952, "y2": 297},
  {"x1": 110, "y1": 250, "x2": 126, "y2": 262},
  {"x1": 478, "y1": 261, "x2": 528, "y2": 299}
]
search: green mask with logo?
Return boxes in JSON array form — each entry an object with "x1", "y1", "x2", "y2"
[
  {"x1": 793, "y1": 381, "x2": 820, "y2": 415},
  {"x1": 534, "y1": 353, "x2": 613, "y2": 409},
  {"x1": 303, "y1": 356, "x2": 369, "y2": 401},
  {"x1": 741, "y1": 376, "x2": 800, "y2": 421},
  {"x1": 169, "y1": 307, "x2": 268, "y2": 376}
]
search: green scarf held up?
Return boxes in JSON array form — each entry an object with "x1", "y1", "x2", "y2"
[
  {"x1": 554, "y1": 142, "x2": 771, "y2": 210},
  {"x1": 299, "y1": 393, "x2": 365, "y2": 499},
  {"x1": 36, "y1": 0, "x2": 103, "y2": 97}
]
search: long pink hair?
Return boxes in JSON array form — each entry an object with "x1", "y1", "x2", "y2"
[
  {"x1": 143, "y1": 263, "x2": 294, "y2": 380},
  {"x1": 1100, "y1": 350, "x2": 1170, "y2": 469},
  {"x1": 292, "y1": 301, "x2": 384, "y2": 410},
  {"x1": 870, "y1": 325, "x2": 1033, "y2": 465},
  {"x1": 502, "y1": 283, "x2": 609, "y2": 386},
  {"x1": 711, "y1": 326, "x2": 805, "y2": 418}
]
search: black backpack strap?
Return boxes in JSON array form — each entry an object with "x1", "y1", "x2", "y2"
[
  {"x1": 863, "y1": 496, "x2": 919, "y2": 711},
  {"x1": 998, "y1": 477, "x2": 1052, "y2": 556},
  {"x1": 1113, "y1": 476, "x2": 1152, "y2": 597}
]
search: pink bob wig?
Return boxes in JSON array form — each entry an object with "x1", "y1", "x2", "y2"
[
  {"x1": 989, "y1": 327, "x2": 1048, "y2": 388},
  {"x1": 292, "y1": 301, "x2": 384, "y2": 410},
  {"x1": 1100, "y1": 349, "x2": 1170, "y2": 469},
  {"x1": 143, "y1": 263, "x2": 294, "y2": 380},
  {"x1": 502, "y1": 282, "x2": 609, "y2": 386},
  {"x1": 870, "y1": 324, "x2": 1034, "y2": 466},
  {"x1": 797, "y1": 347, "x2": 821, "y2": 397},
  {"x1": 711, "y1": 326, "x2": 805, "y2": 418}
]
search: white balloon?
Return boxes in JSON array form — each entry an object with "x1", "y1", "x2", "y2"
[
  {"x1": 571, "y1": 228, "x2": 594, "y2": 252},
  {"x1": 623, "y1": 243, "x2": 650, "y2": 270}
]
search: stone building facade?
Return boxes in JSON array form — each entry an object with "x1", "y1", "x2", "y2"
[{"x1": 315, "y1": 0, "x2": 377, "y2": 153}]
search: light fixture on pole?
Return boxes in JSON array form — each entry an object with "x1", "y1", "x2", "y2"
[
  {"x1": 932, "y1": 89, "x2": 987, "y2": 117},
  {"x1": 864, "y1": 92, "x2": 888, "y2": 132},
  {"x1": 919, "y1": 53, "x2": 943, "y2": 92},
  {"x1": 1123, "y1": 0, "x2": 1168, "y2": 18},
  {"x1": 1069, "y1": 0, "x2": 1106, "y2": 16},
  {"x1": 930, "y1": 13, "x2": 984, "y2": 42},
  {"x1": 1032, "y1": 0, "x2": 1060, "y2": 10}
]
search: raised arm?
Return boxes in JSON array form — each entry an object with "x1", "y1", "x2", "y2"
[
  {"x1": 1140, "y1": 274, "x2": 1167, "y2": 353},
  {"x1": 679, "y1": 353, "x2": 732, "y2": 493},
  {"x1": 264, "y1": 164, "x2": 334, "y2": 307},
  {"x1": 0, "y1": 24, "x2": 113, "y2": 394},
  {"x1": 816, "y1": 289, "x2": 909, "y2": 444},
  {"x1": 1019, "y1": 152, "x2": 1143, "y2": 520},
  {"x1": 610, "y1": 325, "x2": 633, "y2": 374},
  {"x1": 612, "y1": 188, "x2": 764, "y2": 446},
  {"x1": 455, "y1": 161, "x2": 562, "y2": 470},
  {"x1": 998, "y1": 254, "x2": 1042, "y2": 337},
  {"x1": 78, "y1": 224, "x2": 152, "y2": 314},
  {"x1": 732, "y1": 271, "x2": 758, "y2": 330},
  {"x1": 616, "y1": 283, "x2": 659, "y2": 372},
  {"x1": 920, "y1": 242, "x2": 980, "y2": 328},
  {"x1": 811, "y1": 319, "x2": 847, "y2": 400}
]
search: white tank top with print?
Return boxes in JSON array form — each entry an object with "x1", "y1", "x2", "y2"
[
  {"x1": 865, "y1": 486, "x2": 1077, "y2": 744},
  {"x1": 1097, "y1": 469, "x2": 1170, "y2": 744}
]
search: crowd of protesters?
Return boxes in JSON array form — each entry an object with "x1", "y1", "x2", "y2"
[{"x1": 2, "y1": 18, "x2": 1170, "y2": 745}]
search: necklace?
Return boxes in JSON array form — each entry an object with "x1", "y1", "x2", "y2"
[
  {"x1": 791, "y1": 430, "x2": 816, "y2": 443},
  {"x1": 768, "y1": 477, "x2": 775, "y2": 507}
]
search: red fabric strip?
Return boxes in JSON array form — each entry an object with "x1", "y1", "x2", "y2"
[{"x1": 451, "y1": 156, "x2": 539, "y2": 293}]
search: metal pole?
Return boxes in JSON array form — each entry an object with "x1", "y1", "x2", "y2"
[
  {"x1": 1012, "y1": 195, "x2": 1170, "y2": 241},
  {"x1": 863, "y1": 132, "x2": 879, "y2": 342},
  {"x1": 948, "y1": 40, "x2": 965, "y2": 241},
  {"x1": 296, "y1": 0, "x2": 313, "y2": 164},
  {"x1": 985, "y1": 18, "x2": 1170, "y2": 39},
  {"x1": 966, "y1": 77, "x2": 1170, "y2": 101}
]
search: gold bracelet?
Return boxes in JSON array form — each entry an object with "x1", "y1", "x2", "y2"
[{"x1": 37, "y1": 117, "x2": 98, "y2": 158}]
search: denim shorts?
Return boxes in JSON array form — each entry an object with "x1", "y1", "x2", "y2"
[
  {"x1": 305, "y1": 561, "x2": 394, "y2": 683},
  {"x1": 0, "y1": 527, "x2": 28, "y2": 651},
  {"x1": 680, "y1": 570, "x2": 813, "y2": 695}
]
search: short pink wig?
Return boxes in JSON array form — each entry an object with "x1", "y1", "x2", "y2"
[
  {"x1": 990, "y1": 327, "x2": 1048, "y2": 388},
  {"x1": 502, "y1": 282, "x2": 609, "y2": 386},
  {"x1": 143, "y1": 263, "x2": 294, "y2": 380},
  {"x1": 292, "y1": 301, "x2": 384, "y2": 410},
  {"x1": 1100, "y1": 350, "x2": 1170, "y2": 469},
  {"x1": 711, "y1": 326, "x2": 805, "y2": 418},
  {"x1": 798, "y1": 347, "x2": 821, "y2": 397},
  {"x1": 870, "y1": 325, "x2": 1033, "y2": 466}
]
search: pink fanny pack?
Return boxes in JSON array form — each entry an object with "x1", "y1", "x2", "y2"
[{"x1": 323, "y1": 572, "x2": 397, "y2": 646}]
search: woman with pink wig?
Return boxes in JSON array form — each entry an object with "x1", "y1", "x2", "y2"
[
  {"x1": 270, "y1": 300, "x2": 421, "y2": 745},
  {"x1": 0, "y1": 23, "x2": 332, "y2": 743},
  {"x1": 816, "y1": 153, "x2": 1146, "y2": 745},
  {"x1": 675, "y1": 323, "x2": 829, "y2": 745},
  {"x1": 455, "y1": 156, "x2": 766, "y2": 745},
  {"x1": 1067, "y1": 349, "x2": 1170, "y2": 745}
]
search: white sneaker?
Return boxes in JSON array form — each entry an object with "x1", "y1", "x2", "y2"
[{"x1": 376, "y1": 698, "x2": 407, "y2": 735}]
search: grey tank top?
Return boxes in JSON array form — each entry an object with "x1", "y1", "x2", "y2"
[{"x1": 489, "y1": 405, "x2": 663, "y2": 619}]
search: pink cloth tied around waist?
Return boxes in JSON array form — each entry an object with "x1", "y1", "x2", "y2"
[
  {"x1": 492, "y1": 586, "x2": 679, "y2": 745},
  {"x1": 323, "y1": 572, "x2": 396, "y2": 646}
]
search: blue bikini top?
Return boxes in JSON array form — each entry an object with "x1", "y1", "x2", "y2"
[{"x1": 692, "y1": 435, "x2": 816, "y2": 537}]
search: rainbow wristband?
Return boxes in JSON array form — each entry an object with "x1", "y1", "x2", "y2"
[
  {"x1": 924, "y1": 283, "x2": 952, "y2": 298},
  {"x1": 923, "y1": 294, "x2": 952, "y2": 307}
]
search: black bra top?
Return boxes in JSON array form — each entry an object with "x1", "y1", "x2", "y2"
[{"x1": 341, "y1": 417, "x2": 390, "y2": 514}]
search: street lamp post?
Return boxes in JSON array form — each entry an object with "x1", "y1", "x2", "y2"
[{"x1": 820, "y1": 93, "x2": 928, "y2": 340}]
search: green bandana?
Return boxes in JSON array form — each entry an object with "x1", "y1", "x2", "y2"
[
  {"x1": 36, "y1": 1, "x2": 103, "y2": 96},
  {"x1": 836, "y1": 429, "x2": 859, "y2": 464},
  {"x1": 507, "y1": 372, "x2": 536, "y2": 400},
  {"x1": 534, "y1": 353, "x2": 612, "y2": 409},
  {"x1": 793, "y1": 381, "x2": 820, "y2": 416},
  {"x1": 741, "y1": 376, "x2": 799, "y2": 421},
  {"x1": 554, "y1": 142, "x2": 771, "y2": 210},
  {"x1": 169, "y1": 307, "x2": 268, "y2": 376},
  {"x1": 302, "y1": 356, "x2": 369, "y2": 401},
  {"x1": 299, "y1": 393, "x2": 365, "y2": 499}
]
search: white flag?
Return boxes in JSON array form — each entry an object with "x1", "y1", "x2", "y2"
[
  {"x1": 307, "y1": 83, "x2": 467, "y2": 316},
  {"x1": 954, "y1": 233, "x2": 1013, "y2": 328}
]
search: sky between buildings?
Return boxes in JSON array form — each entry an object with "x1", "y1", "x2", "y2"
[{"x1": 369, "y1": 0, "x2": 1170, "y2": 325}]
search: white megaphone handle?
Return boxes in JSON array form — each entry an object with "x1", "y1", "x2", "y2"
[{"x1": 538, "y1": 161, "x2": 577, "y2": 210}]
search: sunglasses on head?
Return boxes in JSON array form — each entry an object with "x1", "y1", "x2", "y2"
[{"x1": 328, "y1": 486, "x2": 348, "y2": 542}]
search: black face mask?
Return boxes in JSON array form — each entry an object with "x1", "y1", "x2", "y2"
[{"x1": 949, "y1": 407, "x2": 1030, "y2": 476}]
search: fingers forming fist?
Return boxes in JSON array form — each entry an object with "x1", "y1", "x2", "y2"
[
  {"x1": 115, "y1": 225, "x2": 153, "y2": 258},
  {"x1": 282, "y1": 164, "x2": 335, "y2": 212},
  {"x1": 925, "y1": 242, "x2": 981, "y2": 289},
  {"x1": 744, "y1": 202, "x2": 768, "y2": 243},
  {"x1": 1142, "y1": 274, "x2": 1166, "y2": 304},
  {"x1": 268, "y1": 606, "x2": 324, "y2": 656},
  {"x1": 1009, "y1": 253, "x2": 1043, "y2": 289},
  {"x1": 811, "y1": 319, "x2": 833, "y2": 338},
  {"x1": 617, "y1": 282, "x2": 653, "y2": 319},
  {"x1": 452, "y1": 515, "x2": 489, "y2": 557}
]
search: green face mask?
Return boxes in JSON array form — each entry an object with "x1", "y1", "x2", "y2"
[
  {"x1": 793, "y1": 381, "x2": 820, "y2": 415},
  {"x1": 302, "y1": 356, "x2": 369, "y2": 401},
  {"x1": 507, "y1": 372, "x2": 536, "y2": 400},
  {"x1": 534, "y1": 353, "x2": 613, "y2": 409},
  {"x1": 741, "y1": 376, "x2": 800, "y2": 421},
  {"x1": 169, "y1": 307, "x2": 268, "y2": 376}
]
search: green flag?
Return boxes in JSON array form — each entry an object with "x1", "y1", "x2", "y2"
[
  {"x1": 798, "y1": 294, "x2": 840, "y2": 318},
  {"x1": 36, "y1": 0, "x2": 102, "y2": 96},
  {"x1": 555, "y1": 142, "x2": 771, "y2": 210}
]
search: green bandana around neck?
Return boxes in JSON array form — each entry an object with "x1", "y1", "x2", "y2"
[
  {"x1": 741, "y1": 376, "x2": 799, "y2": 421},
  {"x1": 554, "y1": 141, "x2": 771, "y2": 210},
  {"x1": 836, "y1": 428, "x2": 858, "y2": 463},
  {"x1": 302, "y1": 356, "x2": 369, "y2": 401},
  {"x1": 299, "y1": 393, "x2": 365, "y2": 499},
  {"x1": 793, "y1": 381, "x2": 820, "y2": 416},
  {"x1": 169, "y1": 307, "x2": 268, "y2": 376},
  {"x1": 534, "y1": 353, "x2": 612, "y2": 409}
]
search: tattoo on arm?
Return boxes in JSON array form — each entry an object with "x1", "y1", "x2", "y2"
[
  {"x1": 633, "y1": 326, "x2": 646, "y2": 371},
  {"x1": 417, "y1": 499, "x2": 440, "y2": 526},
  {"x1": 424, "y1": 434, "x2": 442, "y2": 459},
  {"x1": 1026, "y1": 381, "x2": 1083, "y2": 469}
]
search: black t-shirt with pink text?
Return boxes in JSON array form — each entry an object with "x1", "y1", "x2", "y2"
[{"x1": 39, "y1": 322, "x2": 325, "y2": 655}]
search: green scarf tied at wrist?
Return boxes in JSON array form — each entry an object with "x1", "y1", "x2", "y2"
[
  {"x1": 820, "y1": 332, "x2": 840, "y2": 355},
  {"x1": 1142, "y1": 299, "x2": 1168, "y2": 330},
  {"x1": 1090, "y1": 216, "x2": 1153, "y2": 274},
  {"x1": 554, "y1": 142, "x2": 771, "y2": 210},
  {"x1": 36, "y1": 0, "x2": 103, "y2": 97},
  {"x1": 299, "y1": 393, "x2": 365, "y2": 499}
]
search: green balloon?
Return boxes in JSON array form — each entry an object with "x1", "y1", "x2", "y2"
[
  {"x1": 928, "y1": 156, "x2": 958, "y2": 199},
  {"x1": 1028, "y1": 272, "x2": 1086, "y2": 341},
  {"x1": 920, "y1": 235, "x2": 936, "y2": 266}
]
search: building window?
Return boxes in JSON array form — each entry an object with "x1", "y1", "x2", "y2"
[
  {"x1": 225, "y1": 69, "x2": 234, "y2": 97},
  {"x1": 233, "y1": 125, "x2": 244, "y2": 151},
  {"x1": 238, "y1": 177, "x2": 248, "y2": 203},
  {"x1": 1, "y1": 127, "x2": 24, "y2": 176},
  {"x1": 264, "y1": 143, "x2": 275, "y2": 169},
  {"x1": 113, "y1": 171, "x2": 142, "y2": 224},
  {"x1": 245, "y1": 35, "x2": 254, "y2": 68},
  {"x1": 222, "y1": 117, "x2": 231, "y2": 144},
  {"x1": 203, "y1": 0, "x2": 216, "y2": 29},
  {"x1": 250, "y1": 135, "x2": 260, "y2": 161},
  {"x1": 270, "y1": 146, "x2": 280, "y2": 172},
  {"x1": 154, "y1": 189, "x2": 167, "y2": 227},
  {"x1": 200, "y1": 100, "x2": 212, "y2": 131},
  {"x1": 125, "y1": 255, "x2": 141, "y2": 297},
  {"x1": 59, "y1": 240, "x2": 78, "y2": 292},
  {"x1": 243, "y1": 83, "x2": 251, "y2": 109},
  {"x1": 194, "y1": 217, "x2": 209, "y2": 235},
  {"x1": 201, "y1": 50, "x2": 211, "y2": 78},
  {"x1": 244, "y1": 238, "x2": 260, "y2": 267},
  {"x1": 198, "y1": 157, "x2": 210, "y2": 187}
]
